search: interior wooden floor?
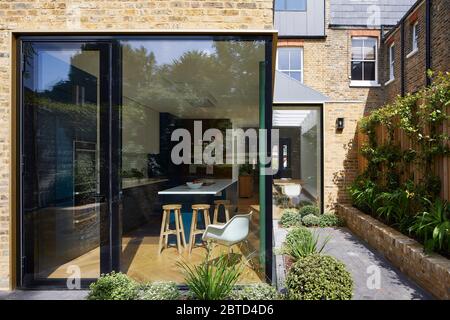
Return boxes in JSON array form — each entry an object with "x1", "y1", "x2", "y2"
[{"x1": 46, "y1": 194, "x2": 263, "y2": 284}]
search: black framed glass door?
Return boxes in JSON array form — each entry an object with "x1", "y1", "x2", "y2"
[
  {"x1": 17, "y1": 34, "x2": 275, "y2": 288},
  {"x1": 20, "y1": 41, "x2": 114, "y2": 287}
]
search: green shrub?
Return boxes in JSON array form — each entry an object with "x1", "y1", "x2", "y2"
[
  {"x1": 177, "y1": 248, "x2": 244, "y2": 300},
  {"x1": 302, "y1": 214, "x2": 320, "y2": 227},
  {"x1": 282, "y1": 228, "x2": 329, "y2": 261},
  {"x1": 275, "y1": 194, "x2": 291, "y2": 208},
  {"x1": 138, "y1": 281, "x2": 180, "y2": 300},
  {"x1": 298, "y1": 205, "x2": 319, "y2": 218},
  {"x1": 286, "y1": 254, "x2": 353, "y2": 300},
  {"x1": 230, "y1": 283, "x2": 282, "y2": 300},
  {"x1": 285, "y1": 227, "x2": 312, "y2": 244},
  {"x1": 409, "y1": 198, "x2": 450, "y2": 253},
  {"x1": 318, "y1": 213, "x2": 344, "y2": 227},
  {"x1": 87, "y1": 272, "x2": 139, "y2": 300},
  {"x1": 297, "y1": 200, "x2": 313, "y2": 208},
  {"x1": 280, "y1": 208, "x2": 301, "y2": 228},
  {"x1": 348, "y1": 177, "x2": 380, "y2": 215}
]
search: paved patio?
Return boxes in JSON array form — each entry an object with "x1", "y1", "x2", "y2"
[
  {"x1": 0, "y1": 224, "x2": 433, "y2": 300},
  {"x1": 273, "y1": 222, "x2": 433, "y2": 300},
  {"x1": 0, "y1": 290, "x2": 88, "y2": 300}
]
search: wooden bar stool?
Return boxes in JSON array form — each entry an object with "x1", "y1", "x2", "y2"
[
  {"x1": 158, "y1": 204, "x2": 186, "y2": 254},
  {"x1": 213, "y1": 199, "x2": 231, "y2": 224},
  {"x1": 188, "y1": 204, "x2": 211, "y2": 254}
]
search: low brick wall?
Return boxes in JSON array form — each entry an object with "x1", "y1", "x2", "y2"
[{"x1": 336, "y1": 204, "x2": 450, "y2": 300}]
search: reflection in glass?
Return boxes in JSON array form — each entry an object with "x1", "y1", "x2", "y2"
[
  {"x1": 22, "y1": 43, "x2": 102, "y2": 281},
  {"x1": 120, "y1": 38, "x2": 266, "y2": 284},
  {"x1": 273, "y1": 108, "x2": 322, "y2": 211},
  {"x1": 351, "y1": 61, "x2": 363, "y2": 81}
]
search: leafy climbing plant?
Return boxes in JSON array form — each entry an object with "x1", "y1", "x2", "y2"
[{"x1": 351, "y1": 71, "x2": 450, "y2": 255}]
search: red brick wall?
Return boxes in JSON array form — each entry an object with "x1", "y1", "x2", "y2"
[
  {"x1": 431, "y1": 0, "x2": 450, "y2": 74},
  {"x1": 383, "y1": 0, "x2": 449, "y2": 103}
]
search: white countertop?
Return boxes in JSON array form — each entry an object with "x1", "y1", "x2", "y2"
[
  {"x1": 122, "y1": 178, "x2": 169, "y2": 189},
  {"x1": 158, "y1": 179, "x2": 236, "y2": 195}
]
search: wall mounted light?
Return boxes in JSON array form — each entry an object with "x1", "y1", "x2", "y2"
[{"x1": 336, "y1": 117, "x2": 345, "y2": 130}]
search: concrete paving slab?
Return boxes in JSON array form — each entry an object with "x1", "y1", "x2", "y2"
[
  {"x1": 0, "y1": 290, "x2": 88, "y2": 300},
  {"x1": 274, "y1": 223, "x2": 433, "y2": 300}
]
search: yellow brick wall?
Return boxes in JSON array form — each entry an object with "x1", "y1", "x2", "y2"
[
  {"x1": 299, "y1": 0, "x2": 384, "y2": 210},
  {"x1": 0, "y1": 0, "x2": 273, "y2": 290}
]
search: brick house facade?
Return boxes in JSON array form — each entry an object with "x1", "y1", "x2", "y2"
[
  {"x1": 383, "y1": 0, "x2": 450, "y2": 103},
  {"x1": 0, "y1": 0, "x2": 274, "y2": 291},
  {"x1": 276, "y1": 0, "x2": 448, "y2": 211},
  {"x1": 0, "y1": 0, "x2": 448, "y2": 291}
]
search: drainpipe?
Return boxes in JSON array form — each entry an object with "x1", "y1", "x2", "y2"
[
  {"x1": 400, "y1": 21, "x2": 405, "y2": 97},
  {"x1": 425, "y1": 0, "x2": 432, "y2": 86}
]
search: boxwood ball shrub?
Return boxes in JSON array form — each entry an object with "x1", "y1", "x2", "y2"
[
  {"x1": 285, "y1": 227, "x2": 313, "y2": 245},
  {"x1": 299, "y1": 205, "x2": 320, "y2": 218},
  {"x1": 230, "y1": 283, "x2": 282, "y2": 300},
  {"x1": 280, "y1": 208, "x2": 301, "y2": 228},
  {"x1": 88, "y1": 272, "x2": 139, "y2": 300},
  {"x1": 297, "y1": 200, "x2": 313, "y2": 208},
  {"x1": 286, "y1": 254, "x2": 353, "y2": 300},
  {"x1": 318, "y1": 213, "x2": 344, "y2": 227},
  {"x1": 302, "y1": 214, "x2": 320, "y2": 227},
  {"x1": 139, "y1": 281, "x2": 180, "y2": 300}
]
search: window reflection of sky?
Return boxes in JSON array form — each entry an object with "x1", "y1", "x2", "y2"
[
  {"x1": 38, "y1": 50, "x2": 80, "y2": 92},
  {"x1": 126, "y1": 40, "x2": 215, "y2": 66},
  {"x1": 37, "y1": 41, "x2": 215, "y2": 92}
]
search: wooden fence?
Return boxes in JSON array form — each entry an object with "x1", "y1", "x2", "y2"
[{"x1": 356, "y1": 105, "x2": 450, "y2": 201}]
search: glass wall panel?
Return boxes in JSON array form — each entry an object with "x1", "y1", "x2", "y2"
[
  {"x1": 120, "y1": 37, "x2": 267, "y2": 283},
  {"x1": 272, "y1": 107, "x2": 322, "y2": 214},
  {"x1": 19, "y1": 35, "x2": 272, "y2": 287},
  {"x1": 21, "y1": 42, "x2": 107, "y2": 283}
]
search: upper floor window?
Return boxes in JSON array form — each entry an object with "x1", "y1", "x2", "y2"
[
  {"x1": 351, "y1": 37, "x2": 378, "y2": 86},
  {"x1": 412, "y1": 21, "x2": 419, "y2": 52},
  {"x1": 388, "y1": 43, "x2": 395, "y2": 81},
  {"x1": 277, "y1": 47, "x2": 303, "y2": 82},
  {"x1": 275, "y1": 0, "x2": 307, "y2": 11}
]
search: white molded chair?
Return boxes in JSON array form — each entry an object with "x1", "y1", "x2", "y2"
[
  {"x1": 282, "y1": 184, "x2": 302, "y2": 206},
  {"x1": 202, "y1": 211, "x2": 253, "y2": 247}
]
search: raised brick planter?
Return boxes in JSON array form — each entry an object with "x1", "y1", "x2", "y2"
[{"x1": 336, "y1": 204, "x2": 450, "y2": 299}]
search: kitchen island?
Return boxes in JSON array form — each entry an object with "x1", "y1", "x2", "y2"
[{"x1": 158, "y1": 179, "x2": 236, "y2": 195}]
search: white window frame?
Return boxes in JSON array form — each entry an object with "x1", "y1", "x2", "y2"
[
  {"x1": 387, "y1": 43, "x2": 395, "y2": 84},
  {"x1": 276, "y1": 47, "x2": 304, "y2": 83},
  {"x1": 350, "y1": 37, "x2": 379, "y2": 87},
  {"x1": 409, "y1": 21, "x2": 419, "y2": 57}
]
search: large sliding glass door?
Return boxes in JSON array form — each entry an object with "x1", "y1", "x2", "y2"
[
  {"x1": 20, "y1": 41, "x2": 112, "y2": 286},
  {"x1": 119, "y1": 37, "x2": 268, "y2": 283},
  {"x1": 18, "y1": 35, "x2": 273, "y2": 288}
]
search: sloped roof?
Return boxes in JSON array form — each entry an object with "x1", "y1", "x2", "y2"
[
  {"x1": 330, "y1": 0, "x2": 417, "y2": 27},
  {"x1": 273, "y1": 71, "x2": 329, "y2": 104}
]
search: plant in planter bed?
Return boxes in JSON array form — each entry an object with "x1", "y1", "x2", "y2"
[
  {"x1": 318, "y1": 213, "x2": 344, "y2": 227},
  {"x1": 138, "y1": 281, "x2": 180, "y2": 300},
  {"x1": 302, "y1": 214, "x2": 320, "y2": 227},
  {"x1": 298, "y1": 205, "x2": 319, "y2": 218},
  {"x1": 280, "y1": 208, "x2": 301, "y2": 228},
  {"x1": 282, "y1": 227, "x2": 329, "y2": 261},
  {"x1": 409, "y1": 198, "x2": 450, "y2": 254},
  {"x1": 230, "y1": 283, "x2": 283, "y2": 300},
  {"x1": 88, "y1": 271, "x2": 139, "y2": 300},
  {"x1": 286, "y1": 254, "x2": 353, "y2": 300},
  {"x1": 285, "y1": 226, "x2": 312, "y2": 244},
  {"x1": 177, "y1": 247, "x2": 244, "y2": 300},
  {"x1": 296, "y1": 200, "x2": 313, "y2": 208}
]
